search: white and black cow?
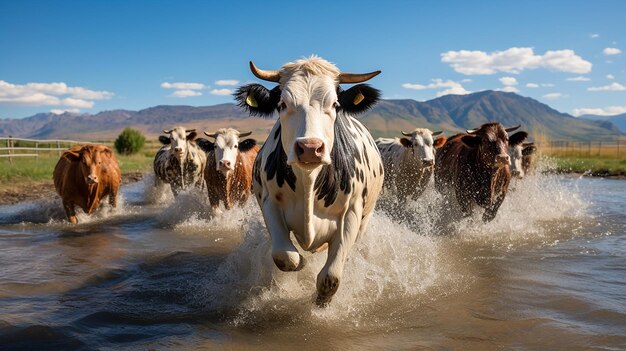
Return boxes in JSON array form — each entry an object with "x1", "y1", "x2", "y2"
[
  {"x1": 235, "y1": 56, "x2": 384, "y2": 306},
  {"x1": 508, "y1": 131, "x2": 537, "y2": 179},
  {"x1": 154, "y1": 126, "x2": 207, "y2": 196},
  {"x1": 376, "y1": 128, "x2": 446, "y2": 199}
]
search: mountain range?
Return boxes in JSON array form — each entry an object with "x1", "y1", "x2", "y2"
[
  {"x1": 0, "y1": 90, "x2": 622, "y2": 141},
  {"x1": 579, "y1": 113, "x2": 626, "y2": 133}
]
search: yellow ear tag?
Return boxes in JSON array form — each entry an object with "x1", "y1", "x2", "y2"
[
  {"x1": 246, "y1": 94, "x2": 258, "y2": 108},
  {"x1": 353, "y1": 91, "x2": 365, "y2": 105}
]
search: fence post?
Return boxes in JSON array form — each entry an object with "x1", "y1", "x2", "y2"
[
  {"x1": 36, "y1": 142, "x2": 39, "y2": 159},
  {"x1": 57, "y1": 140, "x2": 61, "y2": 156},
  {"x1": 7, "y1": 136, "x2": 13, "y2": 164}
]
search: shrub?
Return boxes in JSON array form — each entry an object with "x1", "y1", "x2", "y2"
[{"x1": 114, "y1": 128, "x2": 145, "y2": 155}]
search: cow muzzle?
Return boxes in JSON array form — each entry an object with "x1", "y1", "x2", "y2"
[
  {"x1": 174, "y1": 147, "x2": 184, "y2": 158},
  {"x1": 511, "y1": 170, "x2": 524, "y2": 179},
  {"x1": 86, "y1": 175, "x2": 99, "y2": 184},
  {"x1": 495, "y1": 154, "x2": 510, "y2": 168},
  {"x1": 218, "y1": 160, "x2": 234, "y2": 174},
  {"x1": 295, "y1": 138, "x2": 325, "y2": 164},
  {"x1": 421, "y1": 159, "x2": 434, "y2": 167}
]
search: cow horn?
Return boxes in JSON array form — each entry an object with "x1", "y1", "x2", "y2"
[
  {"x1": 204, "y1": 131, "x2": 218, "y2": 138},
  {"x1": 466, "y1": 128, "x2": 478, "y2": 134},
  {"x1": 432, "y1": 130, "x2": 443, "y2": 136},
  {"x1": 238, "y1": 131, "x2": 252, "y2": 137},
  {"x1": 185, "y1": 129, "x2": 196, "y2": 133},
  {"x1": 163, "y1": 129, "x2": 173, "y2": 134},
  {"x1": 249, "y1": 61, "x2": 280, "y2": 82},
  {"x1": 506, "y1": 125, "x2": 521, "y2": 132},
  {"x1": 338, "y1": 70, "x2": 381, "y2": 84},
  {"x1": 401, "y1": 131, "x2": 412, "y2": 136}
]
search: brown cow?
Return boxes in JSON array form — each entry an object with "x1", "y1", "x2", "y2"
[
  {"x1": 198, "y1": 128, "x2": 259, "y2": 210},
  {"x1": 508, "y1": 131, "x2": 537, "y2": 179},
  {"x1": 435, "y1": 123, "x2": 520, "y2": 222},
  {"x1": 53, "y1": 144, "x2": 121, "y2": 224}
]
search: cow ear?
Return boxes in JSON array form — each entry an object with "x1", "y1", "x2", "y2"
[
  {"x1": 509, "y1": 131, "x2": 528, "y2": 146},
  {"x1": 400, "y1": 138, "x2": 412, "y2": 148},
  {"x1": 65, "y1": 150, "x2": 81, "y2": 161},
  {"x1": 102, "y1": 146, "x2": 113, "y2": 157},
  {"x1": 159, "y1": 135, "x2": 171, "y2": 145},
  {"x1": 239, "y1": 138, "x2": 257, "y2": 153},
  {"x1": 338, "y1": 84, "x2": 380, "y2": 115},
  {"x1": 186, "y1": 131, "x2": 197, "y2": 141},
  {"x1": 234, "y1": 84, "x2": 281, "y2": 118},
  {"x1": 461, "y1": 135, "x2": 481, "y2": 148},
  {"x1": 195, "y1": 138, "x2": 214, "y2": 153},
  {"x1": 434, "y1": 136, "x2": 447, "y2": 148},
  {"x1": 522, "y1": 143, "x2": 537, "y2": 156}
]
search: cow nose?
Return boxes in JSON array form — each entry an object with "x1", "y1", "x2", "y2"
[
  {"x1": 219, "y1": 160, "x2": 232, "y2": 169},
  {"x1": 422, "y1": 159, "x2": 434, "y2": 166},
  {"x1": 511, "y1": 170, "x2": 523, "y2": 179},
  {"x1": 496, "y1": 154, "x2": 510, "y2": 166},
  {"x1": 174, "y1": 147, "x2": 183, "y2": 153},
  {"x1": 87, "y1": 175, "x2": 98, "y2": 184},
  {"x1": 295, "y1": 138, "x2": 325, "y2": 163}
]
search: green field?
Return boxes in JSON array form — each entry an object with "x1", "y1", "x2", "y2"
[{"x1": 550, "y1": 155, "x2": 626, "y2": 176}]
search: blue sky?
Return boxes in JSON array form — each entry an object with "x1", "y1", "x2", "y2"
[{"x1": 1, "y1": 0, "x2": 624, "y2": 119}]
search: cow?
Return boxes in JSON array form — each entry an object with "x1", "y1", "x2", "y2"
[
  {"x1": 53, "y1": 144, "x2": 121, "y2": 224},
  {"x1": 234, "y1": 56, "x2": 385, "y2": 306},
  {"x1": 376, "y1": 128, "x2": 446, "y2": 199},
  {"x1": 197, "y1": 128, "x2": 259, "y2": 210},
  {"x1": 508, "y1": 131, "x2": 537, "y2": 179},
  {"x1": 435, "y1": 123, "x2": 520, "y2": 222},
  {"x1": 154, "y1": 127, "x2": 207, "y2": 196}
]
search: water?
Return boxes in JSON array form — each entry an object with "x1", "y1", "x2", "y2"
[{"x1": 0, "y1": 172, "x2": 624, "y2": 350}]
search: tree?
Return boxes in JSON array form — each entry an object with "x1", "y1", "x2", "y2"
[{"x1": 114, "y1": 128, "x2": 145, "y2": 155}]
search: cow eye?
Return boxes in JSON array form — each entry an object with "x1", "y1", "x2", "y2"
[
  {"x1": 234, "y1": 144, "x2": 238, "y2": 148},
  {"x1": 332, "y1": 101, "x2": 340, "y2": 109},
  {"x1": 279, "y1": 101, "x2": 287, "y2": 110}
]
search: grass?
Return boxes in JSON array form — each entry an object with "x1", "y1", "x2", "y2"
[
  {"x1": 0, "y1": 152, "x2": 154, "y2": 192},
  {"x1": 549, "y1": 155, "x2": 626, "y2": 176}
]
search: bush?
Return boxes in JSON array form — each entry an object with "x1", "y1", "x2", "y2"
[{"x1": 114, "y1": 128, "x2": 145, "y2": 155}]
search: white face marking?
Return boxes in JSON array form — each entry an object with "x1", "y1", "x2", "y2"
[
  {"x1": 508, "y1": 145, "x2": 524, "y2": 178},
  {"x1": 407, "y1": 130, "x2": 436, "y2": 164},
  {"x1": 214, "y1": 129, "x2": 240, "y2": 175},
  {"x1": 279, "y1": 75, "x2": 337, "y2": 166},
  {"x1": 169, "y1": 127, "x2": 190, "y2": 159}
]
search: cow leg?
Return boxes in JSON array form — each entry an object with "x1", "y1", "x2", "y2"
[
  {"x1": 63, "y1": 200, "x2": 78, "y2": 224},
  {"x1": 483, "y1": 192, "x2": 506, "y2": 222},
  {"x1": 262, "y1": 199, "x2": 304, "y2": 272},
  {"x1": 316, "y1": 206, "x2": 362, "y2": 306}
]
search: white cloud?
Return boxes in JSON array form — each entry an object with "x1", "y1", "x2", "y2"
[
  {"x1": 0, "y1": 80, "x2": 113, "y2": 109},
  {"x1": 499, "y1": 76, "x2": 518, "y2": 86},
  {"x1": 566, "y1": 76, "x2": 590, "y2": 81},
  {"x1": 461, "y1": 78, "x2": 472, "y2": 83},
  {"x1": 160, "y1": 82, "x2": 205, "y2": 90},
  {"x1": 590, "y1": 33, "x2": 599, "y2": 39},
  {"x1": 62, "y1": 98, "x2": 94, "y2": 108},
  {"x1": 603, "y1": 47, "x2": 621, "y2": 56},
  {"x1": 543, "y1": 93, "x2": 566, "y2": 100},
  {"x1": 50, "y1": 108, "x2": 80, "y2": 115},
  {"x1": 441, "y1": 47, "x2": 592, "y2": 75},
  {"x1": 402, "y1": 79, "x2": 471, "y2": 96},
  {"x1": 588, "y1": 82, "x2": 626, "y2": 91},
  {"x1": 542, "y1": 83, "x2": 555, "y2": 87},
  {"x1": 526, "y1": 83, "x2": 539, "y2": 88},
  {"x1": 209, "y1": 88, "x2": 233, "y2": 96},
  {"x1": 607, "y1": 74, "x2": 615, "y2": 80},
  {"x1": 572, "y1": 106, "x2": 626, "y2": 116},
  {"x1": 499, "y1": 86, "x2": 520, "y2": 93},
  {"x1": 215, "y1": 80, "x2": 239, "y2": 86},
  {"x1": 170, "y1": 90, "x2": 202, "y2": 98}
]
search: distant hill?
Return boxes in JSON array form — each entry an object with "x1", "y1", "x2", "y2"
[
  {"x1": 579, "y1": 112, "x2": 626, "y2": 133},
  {"x1": 0, "y1": 91, "x2": 622, "y2": 141}
]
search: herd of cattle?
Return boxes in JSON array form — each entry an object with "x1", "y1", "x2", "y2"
[{"x1": 52, "y1": 56, "x2": 537, "y2": 305}]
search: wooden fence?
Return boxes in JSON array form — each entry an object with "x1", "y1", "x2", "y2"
[
  {"x1": 0, "y1": 136, "x2": 95, "y2": 163},
  {"x1": 541, "y1": 139, "x2": 623, "y2": 158}
]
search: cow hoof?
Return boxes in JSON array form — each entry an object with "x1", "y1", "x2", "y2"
[
  {"x1": 68, "y1": 216, "x2": 78, "y2": 224},
  {"x1": 315, "y1": 275, "x2": 339, "y2": 306},
  {"x1": 273, "y1": 251, "x2": 302, "y2": 272}
]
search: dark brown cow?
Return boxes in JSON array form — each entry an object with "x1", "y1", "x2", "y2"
[
  {"x1": 435, "y1": 123, "x2": 520, "y2": 222},
  {"x1": 53, "y1": 144, "x2": 121, "y2": 224},
  {"x1": 198, "y1": 128, "x2": 259, "y2": 210}
]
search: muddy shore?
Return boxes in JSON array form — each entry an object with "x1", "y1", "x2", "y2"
[{"x1": 0, "y1": 172, "x2": 145, "y2": 206}]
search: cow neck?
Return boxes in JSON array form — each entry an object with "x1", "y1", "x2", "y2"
[{"x1": 293, "y1": 166, "x2": 321, "y2": 250}]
